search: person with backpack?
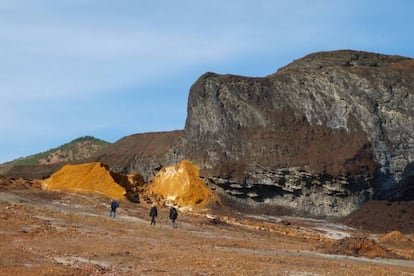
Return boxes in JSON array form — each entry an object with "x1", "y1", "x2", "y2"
[
  {"x1": 109, "y1": 199, "x2": 119, "y2": 218},
  {"x1": 149, "y1": 204, "x2": 158, "y2": 225},
  {"x1": 169, "y1": 205, "x2": 178, "y2": 228}
]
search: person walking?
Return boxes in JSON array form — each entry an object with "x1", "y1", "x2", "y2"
[
  {"x1": 109, "y1": 199, "x2": 119, "y2": 218},
  {"x1": 169, "y1": 205, "x2": 178, "y2": 228},
  {"x1": 149, "y1": 204, "x2": 158, "y2": 225}
]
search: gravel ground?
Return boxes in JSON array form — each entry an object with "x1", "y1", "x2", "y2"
[{"x1": 1, "y1": 178, "x2": 414, "y2": 275}]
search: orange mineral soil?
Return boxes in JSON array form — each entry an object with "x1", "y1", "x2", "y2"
[
  {"x1": 145, "y1": 160, "x2": 217, "y2": 209},
  {"x1": 41, "y1": 162, "x2": 126, "y2": 200}
]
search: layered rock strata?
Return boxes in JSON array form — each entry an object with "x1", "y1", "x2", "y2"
[{"x1": 184, "y1": 50, "x2": 414, "y2": 217}]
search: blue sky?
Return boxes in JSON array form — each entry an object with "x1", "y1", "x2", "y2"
[{"x1": 0, "y1": 0, "x2": 413, "y2": 163}]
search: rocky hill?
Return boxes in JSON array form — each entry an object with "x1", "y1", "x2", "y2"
[
  {"x1": 92, "y1": 50, "x2": 414, "y2": 218},
  {"x1": 0, "y1": 136, "x2": 110, "y2": 179},
  {"x1": 183, "y1": 50, "x2": 414, "y2": 217},
  {"x1": 91, "y1": 130, "x2": 185, "y2": 181},
  {"x1": 4, "y1": 50, "x2": 413, "y2": 218}
]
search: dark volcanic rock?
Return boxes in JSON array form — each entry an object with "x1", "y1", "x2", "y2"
[
  {"x1": 93, "y1": 130, "x2": 184, "y2": 181},
  {"x1": 183, "y1": 50, "x2": 414, "y2": 217}
]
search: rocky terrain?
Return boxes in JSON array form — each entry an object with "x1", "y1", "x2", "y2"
[
  {"x1": 1, "y1": 49, "x2": 414, "y2": 274},
  {"x1": 87, "y1": 50, "x2": 414, "y2": 218},
  {"x1": 2, "y1": 50, "x2": 413, "y2": 219},
  {"x1": 1, "y1": 177, "x2": 414, "y2": 275},
  {"x1": 183, "y1": 50, "x2": 414, "y2": 217}
]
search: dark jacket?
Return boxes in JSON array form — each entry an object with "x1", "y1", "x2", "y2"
[
  {"x1": 149, "y1": 206, "x2": 158, "y2": 217},
  {"x1": 111, "y1": 200, "x2": 119, "y2": 211},
  {"x1": 169, "y1": 207, "x2": 178, "y2": 220}
]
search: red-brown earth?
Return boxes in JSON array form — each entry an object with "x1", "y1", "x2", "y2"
[{"x1": 1, "y1": 177, "x2": 414, "y2": 275}]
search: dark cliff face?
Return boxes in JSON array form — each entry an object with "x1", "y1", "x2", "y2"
[{"x1": 184, "y1": 50, "x2": 414, "y2": 217}]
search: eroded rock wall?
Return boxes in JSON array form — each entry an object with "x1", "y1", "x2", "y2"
[{"x1": 184, "y1": 50, "x2": 414, "y2": 217}]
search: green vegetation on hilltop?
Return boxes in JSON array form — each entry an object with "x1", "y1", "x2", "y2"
[{"x1": 0, "y1": 136, "x2": 110, "y2": 175}]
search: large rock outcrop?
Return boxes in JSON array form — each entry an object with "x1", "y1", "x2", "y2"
[{"x1": 183, "y1": 50, "x2": 414, "y2": 217}]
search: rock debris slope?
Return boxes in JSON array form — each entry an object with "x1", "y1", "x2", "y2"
[
  {"x1": 143, "y1": 160, "x2": 217, "y2": 209},
  {"x1": 183, "y1": 50, "x2": 414, "y2": 217}
]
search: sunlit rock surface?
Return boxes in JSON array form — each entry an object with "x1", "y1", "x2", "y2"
[{"x1": 184, "y1": 50, "x2": 414, "y2": 217}]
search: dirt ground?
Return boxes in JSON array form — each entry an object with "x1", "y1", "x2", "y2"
[
  {"x1": 340, "y1": 200, "x2": 414, "y2": 234},
  {"x1": 1, "y1": 178, "x2": 414, "y2": 275}
]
